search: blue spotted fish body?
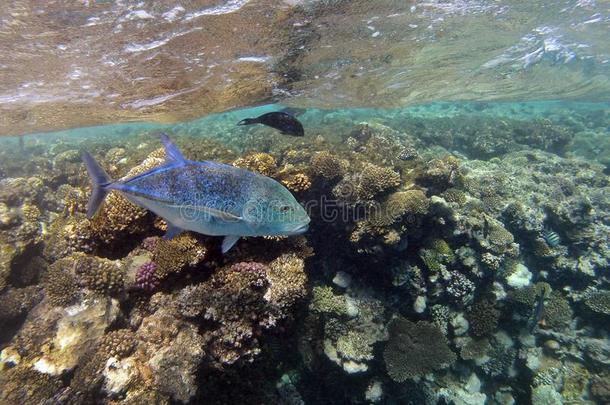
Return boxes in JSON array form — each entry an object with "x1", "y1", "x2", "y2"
[{"x1": 82, "y1": 134, "x2": 310, "y2": 252}]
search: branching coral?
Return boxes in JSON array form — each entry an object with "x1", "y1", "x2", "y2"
[
  {"x1": 281, "y1": 172, "x2": 312, "y2": 193},
  {"x1": 383, "y1": 317, "x2": 456, "y2": 382},
  {"x1": 264, "y1": 253, "x2": 307, "y2": 309},
  {"x1": 135, "y1": 261, "x2": 159, "y2": 292},
  {"x1": 99, "y1": 329, "x2": 137, "y2": 359},
  {"x1": 357, "y1": 163, "x2": 401, "y2": 200},
  {"x1": 152, "y1": 234, "x2": 208, "y2": 279},
  {"x1": 232, "y1": 152, "x2": 277, "y2": 176},
  {"x1": 0, "y1": 366, "x2": 63, "y2": 404},
  {"x1": 310, "y1": 286, "x2": 348, "y2": 316},
  {"x1": 75, "y1": 254, "x2": 124, "y2": 295},
  {"x1": 310, "y1": 151, "x2": 346, "y2": 181}
]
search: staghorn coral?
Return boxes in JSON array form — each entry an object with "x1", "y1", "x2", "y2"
[
  {"x1": 383, "y1": 317, "x2": 456, "y2": 382},
  {"x1": 310, "y1": 151, "x2": 346, "y2": 181},
  {"x1": 467, "y1": 300, "x2": 500, "y2": 337},
  {"x1": 232, "y1": 152, "x2": 277, "y2": 177},
  {"x1": 99, "y1": 329, "x2": 137, "y2": 359},
  {"x1": 264, "y1": 253, "x2": 307, "y2": 309}
]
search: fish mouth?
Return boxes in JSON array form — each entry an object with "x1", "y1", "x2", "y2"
[{"x1": 287, "y1": 222, "x2": 309, "y2": 235}]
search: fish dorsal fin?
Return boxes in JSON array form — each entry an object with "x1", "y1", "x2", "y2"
[
  {"x1": 160, "y1": 133, "x2": 186, "y2": 164},
  {"x1": 222, "y1": 235, "x2": 240, "y2": 253}
]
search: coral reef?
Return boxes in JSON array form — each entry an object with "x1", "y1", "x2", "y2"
[{"x1": 0, "y1": 106, "x2": 608, "y2": 404}]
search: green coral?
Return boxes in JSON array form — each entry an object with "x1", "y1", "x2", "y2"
[
  {"x1": 419, "y1": 239, "x2": 455, "y2": 272},
  {"x1": 310, "y1": 286, "x2": 348, "y2": 316},
  {"x1": 383, "y1": 317, "x2": 456, "y2": 382}
]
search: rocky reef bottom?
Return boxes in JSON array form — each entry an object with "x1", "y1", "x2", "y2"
[{"x1": 0, "y1": 105, "x2": 608, "y2": 404}]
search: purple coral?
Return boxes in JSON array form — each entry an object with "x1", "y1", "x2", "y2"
[
  {"x1": 141, "y1": 236, "x2": 160, "y2": 252},
  {"x1": 136, "y1": 261, "x2": 159, "y2": 292}
]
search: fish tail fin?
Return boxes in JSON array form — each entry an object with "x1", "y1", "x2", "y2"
[
  {"x1": 237, "y1": 118, "x2": 259, "y2": 126},
  {"x1": 81, "y1": 151, "x2": 113, "y2": 219}
]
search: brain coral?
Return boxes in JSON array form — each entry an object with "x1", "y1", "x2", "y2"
[{"x1": 383, "y1": 317, "x2": 456, "y2": 382}]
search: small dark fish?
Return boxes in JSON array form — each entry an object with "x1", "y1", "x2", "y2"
[
  {"x1": 528, "y1": 289, "x2": 547, "y2": 333},
  {"x1": 237, "y1": 112, "x2": 304, "y2": 137}
]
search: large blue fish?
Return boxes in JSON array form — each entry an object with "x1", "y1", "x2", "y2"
[{"x1": 82, "y1": 134, "x2": 310, "y2": 252}]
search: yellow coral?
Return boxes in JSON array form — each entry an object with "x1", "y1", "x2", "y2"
[
  {"x1": 281, "y1": 172, "x2": 312, "y2": 193},
  {"x1": 153, "y1": 234, "x2": 207, "y2": 279},
  {"x1": 232, "y1": 153, "x2": 277, "y2": 177},
  {"x1": 264, "y1": 253, "x2": 307, "y2": 308}
]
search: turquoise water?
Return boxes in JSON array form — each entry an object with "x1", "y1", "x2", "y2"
[{"x1": 0, "y1": 100, "x2": 608, "y2": 404}]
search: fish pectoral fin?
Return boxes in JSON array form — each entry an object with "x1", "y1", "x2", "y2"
[
  {"x1": 221, "y1": 235, "x2": 240, "y2": 253},
  {"x1": 163, "y1": 223, "x2": 184, "y2": 240},
  {"x1": 160, "y1": 133, "x2": 187, "y2": 165},
  {"x1": 199, "y1": 206, "x2": 242, "y2": 222}
]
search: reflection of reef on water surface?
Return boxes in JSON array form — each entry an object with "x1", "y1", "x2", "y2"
[{"x1": 0, "y1": 104, "x2": 609, "y2": 404}]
